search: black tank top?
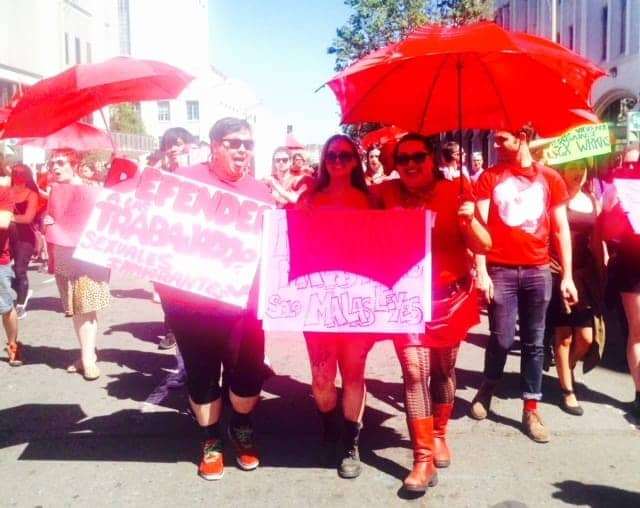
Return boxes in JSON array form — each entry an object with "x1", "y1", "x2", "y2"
[{"x1": 11, "y1": 199, "x2": 36, "y2": 244}]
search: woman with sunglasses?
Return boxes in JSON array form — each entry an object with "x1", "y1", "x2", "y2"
[
  {"x1": 9, "y1": 164, "x2": 39, "y2": 320},
  {"x1": 373, "y1": 133, "x2": 491, "y2": 493},
  {"x1": 45, "y1": 149, "x2": 110, "y2": 381},
  {"x1": 297, "y1": 134, "x2": 375, "y2": 479}
]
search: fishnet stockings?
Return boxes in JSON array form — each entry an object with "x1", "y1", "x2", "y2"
[
  {"x1": 395, "y1": 344, "x2": 432, "y2": 419},
  {"x1": 430, "y1": 346, "x2": 459, "y2": 405},
  {"x1": 395, "y1": 345, "x2": 460, "y2": 419}
]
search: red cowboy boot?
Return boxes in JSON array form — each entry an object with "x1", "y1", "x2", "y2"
[
  {"x1": 403, "y1": 417, "x2": 438, "y2": 493},
  {"x1": 433, "y1": 403, "x2": 454, "y2": 468}
]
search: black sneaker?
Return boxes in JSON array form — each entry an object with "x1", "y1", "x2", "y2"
[
  {"x1": 158, "y1": 331, "x2": 176, "y2": 350},
  {"x1": 338, "y1": 444, "x2": 362, "y2": 479},
  {"x1": 228, "y1": 425, "x2": 260, "y2": 471}
]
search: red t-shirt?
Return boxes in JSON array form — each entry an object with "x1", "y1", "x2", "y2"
[
  {"x1": 475, "y1": 162, "x2": 568, "y2": 266},
  {"x1": 374, "y1": 178, "x2": 474, "y2": 289},
  {"x1": 0, "y1": 188, "x2": 15, "y2": 265}
]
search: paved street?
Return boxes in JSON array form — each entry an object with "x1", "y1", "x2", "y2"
[{"x1": 1, "y1": 269, "x2": 639, "y2": 508}]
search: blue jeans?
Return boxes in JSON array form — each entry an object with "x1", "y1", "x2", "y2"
[{"x1": 483, "y1": 265, "x2": 552, "y2": 400}]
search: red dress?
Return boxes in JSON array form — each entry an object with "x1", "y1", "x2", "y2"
[{"x1": 374, "y1": 178, "x2": 480, "y2": 348}]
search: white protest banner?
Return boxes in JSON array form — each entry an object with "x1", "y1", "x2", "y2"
[
  {"x1": 74, "y1": 167, "x2": 273, "y2": 308},
  {"x1": 614, "y1": 178, "x2": 640, "y2": 234},
  {"x1": 545, "y1": 123, "x2": 611, "y2": 165},
  {"x1": 259, "y1": 209, "x2": 431, "y2": 333}
]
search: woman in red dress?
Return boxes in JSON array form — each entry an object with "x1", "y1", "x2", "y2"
[
  {"x1": 374, "y1": 133, "x2": 491, "y2": 493},
  {"x1": 297, "y1": 134, "x2": 376, "y2": 479}
]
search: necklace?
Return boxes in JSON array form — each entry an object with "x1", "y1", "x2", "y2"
[{"x1": 398, "y1": 180, "x2": 437, "y2": 209}]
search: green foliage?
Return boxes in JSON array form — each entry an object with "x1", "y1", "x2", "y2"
[
  {"x1": 428, "y1": 0, "x2": 494, "y2": 26},
  {"x1": 328, "y1": 0, "x2": 430, "y2": 73},
  {"x1": 109, "y1": 103, "x2": 146, "y2": 134},
  {"x1": 328, "y1": 0, "x2": 495, "y2": 139}
]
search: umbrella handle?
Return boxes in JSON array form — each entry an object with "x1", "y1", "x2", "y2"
[
  {"x1": 99, "y1": 108, "x2": 117, "y2": 153},
  {"x1": 457, "y1": 58, "x2": 464, "y2": 196}
]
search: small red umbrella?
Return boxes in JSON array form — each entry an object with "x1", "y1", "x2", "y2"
[
  {"x1": 16, "y1": 122, "x2": 115, "y2": 151},
  {"x1": 327, "y1": 22, "x2": 605, "y2": 138},
  {"x1": 2, "y1": 56, "x2": 193, "y2": 138},
  {"x1": 361, "y1": 126, "x2": 407, "y2": 150},
  {"x1": 285, "y1": 133, "x2": 304, "y2": 150}
]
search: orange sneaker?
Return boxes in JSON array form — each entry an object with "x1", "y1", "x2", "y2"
[
  {"x1": 228, "y1": 425, "x2": 260, "y2": 471},
  {"x1": 198, "y1": 438, "x2": 224, "y2": 481},
  {"x1": 6, "y1": 342, "x2": 23, "y2": 367}
]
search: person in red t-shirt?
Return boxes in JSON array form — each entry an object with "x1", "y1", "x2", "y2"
[
  {"x1": 373, "y1": 133, "x2": 491, "y2": 493},
  {"x1": 0, "y1": 179, "x2": 20, "y2": 366},
  {"x1": 469, "y1": 125, "x2": 577, "y2": 443}
]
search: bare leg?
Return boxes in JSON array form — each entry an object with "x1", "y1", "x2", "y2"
[
  {"x1": 3, "y1": 308, "x2": 17, "y2": 346},
  {"x1": 305, "y1": 333, "x2": 339, "y2": 412},
  {"x1": 338, "y1": 337, "x2": 372, "y2": 423},
  {"x1": 229, "y1": 392, "x2": 259, "y2": 414},
  {"x1": 569, "y1": 326, "x2": 594, "y2": 370},
  {"x1": 190, "y1": 397, "x2": 223, "y2": 427},
  {"x1": 72, "y1": 311, "x2": 98, "y2": 368},
  {"x1": 554, "y1": 326, "x2": 578, "y2": 407},
  {"x1": 621, "y1": 292, "x2": 640, "y2": 391}
]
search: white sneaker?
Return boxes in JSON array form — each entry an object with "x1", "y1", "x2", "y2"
[{"x1": 16, "y1": 304, "x2": 27, "y2": 320}]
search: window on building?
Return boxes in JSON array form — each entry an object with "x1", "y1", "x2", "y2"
[
  {"x1": 602, "y1": 6, "x2": 608, "y2": 60},
  {"x1": 158, "y1": 101, "x2": 170, "y2": 121},
  {"x1": 86, "y1": 42, "x2": 92, "y2": 63},
  {"x1": 568, "y1": 25, "x2": 574, "y2": 50},
  {"x1": 118, "y1": 0, "x2": 131, "y2": 55},
  {"x1": 620, "y1": 0, "x2": 627, "y2": 54},
  {"x1": 75, "y1": 37, "x2": 81, "y2": 64},
  {"x1": 187, "y1": 101, "x2": 200, "y2": 121},
  {"x1": 64, "y1": 33, "x2": 70, "y2": 64}
]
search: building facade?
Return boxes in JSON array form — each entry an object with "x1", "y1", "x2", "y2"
[
  {"x1": 117, "y1": 0, "x2": 262, "y2": 142},
  {"x1": 494, "y1": 0, "x2": 640, "y2": 144}
]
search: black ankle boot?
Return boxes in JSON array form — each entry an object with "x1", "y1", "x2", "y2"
[
  {"x1": 338, "y1": 419, "x2": 362, "y2": 479},
  {"x1": 319, "y1": 408, "x2": 341, "y2": 467}
]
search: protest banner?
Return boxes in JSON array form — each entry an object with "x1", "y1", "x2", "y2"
[
  {"x1": 74, "y1": 167, "x2": 273, "y2": 308},
  {"x1": 545, "y1": 123, "x2": 611, "y2": 165},
  {"x1": 614, "y1": 178, "x2": 640, "y2": 234},
  {"x1": 259, "y1": 209, "x2": 432, "y2": 333}
]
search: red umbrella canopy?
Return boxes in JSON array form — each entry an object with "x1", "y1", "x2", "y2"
[
  {"x1": 2, "y1": 56, "x2": 193, "y2": 138},
  {"x1": 16, "y1": 122, "x2": 115, "y2": 151},
  {"x1": 285, "y1": 133, "x2": 304, "y2": 150},
  {"x1": 327, "y1": 22, "x2": 606, "y2": 137},
  {"x1": 361, "y1": 126, "x2": 407, "y2": 150}
]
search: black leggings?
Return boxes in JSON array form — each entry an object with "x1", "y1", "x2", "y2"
[
  {"x1": 10, "y1": 238, "x2": 34, "y2": 305},
  {"x1": 163, "y1": 300, "x2": 266, "y2": 404}
]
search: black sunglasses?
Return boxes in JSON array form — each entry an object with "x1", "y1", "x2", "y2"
[
  {"x1": 274, "y1": 157, "x2": 289, "y2": 163},
  {"x1": 222, "y1": 138, "x2": 255, "y2": 150},
  {"x1": 325, "y1": 151, "x2": 356, "y2": 164},
  {"x1": 395, "y1": 151, "x2": 430, "y2": 166}
]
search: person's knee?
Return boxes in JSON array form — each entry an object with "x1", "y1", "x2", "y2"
[
  {"x1": 311, "y1": 369, "x2": 337, "y2": 394},
  {"x1": 556, "y1": 336, "x2": 572, "y2": 349}
]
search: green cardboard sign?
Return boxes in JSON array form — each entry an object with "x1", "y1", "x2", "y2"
[
  {"x1": 545, "y1": 123, "x2": 611, "y2": 165},
  {"x1": 629, "y1": 111, "x2": 640, "y2": 132}
]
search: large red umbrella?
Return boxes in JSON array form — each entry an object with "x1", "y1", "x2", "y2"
[
  {"x1": 2, "y1": 56, "x2": 193, "y2": 138},
  {"x1": 327, "y1": 22, "x2": 606, "y2": 138},
  {"x1": 16, "y1": 122, "x2": 115, "y2": 151},
  {"x1": 361, "y1": 126, "x2": 407, "y2": 150}
]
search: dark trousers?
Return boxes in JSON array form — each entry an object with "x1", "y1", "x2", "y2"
[
  {"x1": 483, "y1": 265, "x2": 552, "y2": 400},
  {"x1": 11, "y1": 238, "x2": 34, "y2": 305}
]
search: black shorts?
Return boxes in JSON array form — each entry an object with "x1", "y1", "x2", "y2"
[{"x1": 163, "y1": 299, "x2": 266, "y2": 404}]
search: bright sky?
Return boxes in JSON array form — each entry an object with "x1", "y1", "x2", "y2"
[{"x1": 209, "y1": 0, "x2": 350, "y2": 146}]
